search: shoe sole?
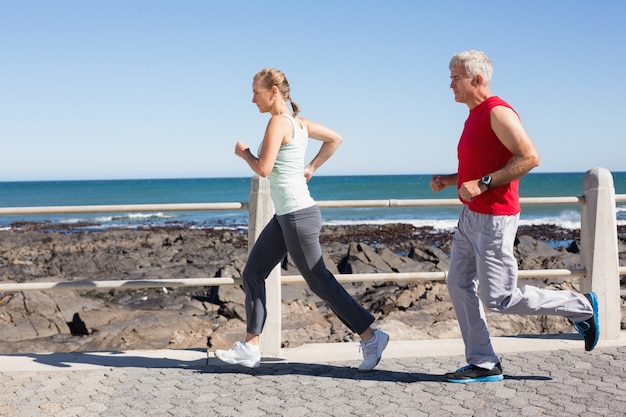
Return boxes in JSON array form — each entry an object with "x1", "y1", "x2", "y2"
[
  {"x1": 214, "y1": 352, "x2": 260, "y2": 368},
  {"x1": 358, "y1": 332, "x2": 390, "y2": 372},
  {"x1": 586, "y1": 291, "x2": 600, "y2": 352},
  {"x1": 447, "y1": 374, "x2": 504, "y2": 384}
]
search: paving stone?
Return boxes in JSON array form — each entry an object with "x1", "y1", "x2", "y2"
[{"x1": 1, "y1": 345, "x2": 626, "y2": 416}]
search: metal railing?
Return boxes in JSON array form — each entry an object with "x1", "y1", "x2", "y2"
[{"x1": 0, "y1": 167, "x2": 624, "y2": 356}]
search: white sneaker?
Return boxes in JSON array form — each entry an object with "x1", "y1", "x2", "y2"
[
  {"x1": 358, "y1": 329, "x2": 389, "y2": 372},
  {"x1": 214, "y1": 341, "x2": 261, "y2": 368}
]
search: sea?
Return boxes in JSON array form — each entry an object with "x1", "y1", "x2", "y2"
[{"x1": 0, "y1": 172, "x2": 625, "y2": 232}]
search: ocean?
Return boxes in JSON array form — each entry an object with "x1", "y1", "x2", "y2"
[{"x1": 0, "y1": 172, "x2": 624, "y2": 231}]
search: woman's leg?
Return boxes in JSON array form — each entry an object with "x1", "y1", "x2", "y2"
[
  {"x1": 242, "y1": 216, "x2": 288, "y2": 336},
  {"x1": 277, "y1": 206, "x2": 375, "y2": 335}
]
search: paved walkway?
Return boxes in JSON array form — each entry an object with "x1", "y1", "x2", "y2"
[{"x1": 1, "y1": 333, "x2": 626, "y2": 417}]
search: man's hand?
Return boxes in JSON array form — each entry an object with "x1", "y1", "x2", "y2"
[
  {"x1": 458, "y1": 179, "x2": 483, "y2": 202},
  {"x1": 430, "y1": 174, "x2": 457, "y2": 193}
]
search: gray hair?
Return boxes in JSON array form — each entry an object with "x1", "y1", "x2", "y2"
[{"x1": 449, "y1": 50, "x2": 493, "y2": 86}]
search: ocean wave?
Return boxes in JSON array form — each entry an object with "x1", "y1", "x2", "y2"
[
  {"x1": 322, "y1": 213, "x2": 620, "y2": 230},
  {"x1": 4, "y1": 209, "x2": 624, "y2": 232},
  {"x1": 518, "y1": 218, "x2": 581, "y2": 229},
  {"x1": 96, "y1": 212, "x2": 176, "y2": 222},
  {"x1": 323, "y1": 218, "x2": 459, "y2": 230}
]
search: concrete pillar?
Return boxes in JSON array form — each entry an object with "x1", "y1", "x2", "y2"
[
  {"x1": 580, "y1": 167, "x2": 621, "y2": 340},
  {"x1": 248, "y1": 175, "x2": 282, "y2": 356}
]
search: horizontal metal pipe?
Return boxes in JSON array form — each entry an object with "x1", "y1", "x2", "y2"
[
  {"x1": 0, "y1": 202, "x2": 246, "y2": 216},
  {"x1": 0, "y1": 267, "x2": 601, "y2": 292},
  {"x1": 0, "y1": 277, "x2": 242, "y2": 292},
  {"x1": 313, "y1": 196, "x2": 585, "y2": 208},
  {"x1": 5, "y1": 194, "x2": 624, "y2": 216},
  {"x1": 283, "y1": 268, "x2": 588, "y2": 284}
]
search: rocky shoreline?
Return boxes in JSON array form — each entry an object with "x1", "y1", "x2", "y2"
[{"x1": 0, "y1": 223, "x2": 624, "y2": 354}]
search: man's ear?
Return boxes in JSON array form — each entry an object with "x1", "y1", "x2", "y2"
[{"x1": 472, "y1": 75, "x2": 483, "y2": 86}]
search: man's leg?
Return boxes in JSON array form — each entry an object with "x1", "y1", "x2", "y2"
[
  {"x1": 475, "y1": 213, "x2": 592, "y2": 322},
  {"x1": 446, "y1": 207, "x2": 499, "y2": 369}
]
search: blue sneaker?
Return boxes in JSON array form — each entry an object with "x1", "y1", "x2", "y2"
[
  {"x1": 574, "y1": 292, "x2": 600, "y2": 352},
  {"x1": 445, "y1": 363, "x2": 503, "y2": 383}
]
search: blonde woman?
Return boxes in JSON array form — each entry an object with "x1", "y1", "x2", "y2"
[{"x1": 215, "y1": 68, "x2": 388, "y2": 371}]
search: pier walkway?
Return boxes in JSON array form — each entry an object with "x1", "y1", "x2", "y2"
[{"x1": 2, "y1": 333, "x2": 626, "y2": 416}]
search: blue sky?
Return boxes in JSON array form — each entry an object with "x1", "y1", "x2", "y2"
[{"x1": 1, "y1": 1, "x2": 624, "y2": 181}]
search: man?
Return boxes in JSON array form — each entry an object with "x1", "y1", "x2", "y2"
[{"x1": 430, "y1": 50, "x2": 599, "y2": 384}]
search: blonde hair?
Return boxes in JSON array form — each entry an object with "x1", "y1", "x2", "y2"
[{"x1": 253, "y1": 68, "x2": 300, "y2": 117}]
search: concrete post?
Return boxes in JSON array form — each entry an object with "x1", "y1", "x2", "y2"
[
  {"x1": 248, "y1": 175, "x2": 282, "y2": 356},
  {"x1": 580, "y1": 167, "x2": 621, "y2": 340}
]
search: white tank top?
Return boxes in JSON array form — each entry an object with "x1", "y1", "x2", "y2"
[{"x1": 266, "y1": 114, "x2": 315, "y2": 215}]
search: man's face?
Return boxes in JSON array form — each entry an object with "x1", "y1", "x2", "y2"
[{"x1": 449, "y1": 64, "x2": 473, "y2": 104}]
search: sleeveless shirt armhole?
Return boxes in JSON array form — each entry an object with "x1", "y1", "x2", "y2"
[{"x1": 280, "y1": 113, "x2": 295, "y2": 139}]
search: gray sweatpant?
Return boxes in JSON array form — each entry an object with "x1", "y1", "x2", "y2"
[
  {"x1": 447, "y1": 205, "x2": 593, "y2": 369},
  {"x1": 242, "y1": 204, "x2": 375, "y2": 336}
]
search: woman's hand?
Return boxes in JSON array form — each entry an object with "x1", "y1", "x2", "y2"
[
  {"x1": 303, "y1": 166, "x2": 314, "y2": 182},
  {"x1": 234, "y1": 141, "x2": 250, "y2": 159}
]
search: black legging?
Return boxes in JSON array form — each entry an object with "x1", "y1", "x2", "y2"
[{"x1": 242, "y1": 204, "x2": 374, "y2": 335}]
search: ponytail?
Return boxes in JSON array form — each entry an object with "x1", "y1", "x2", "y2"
[{"x1": 289, "y1": 99, "x2": 300, "y2": 117}]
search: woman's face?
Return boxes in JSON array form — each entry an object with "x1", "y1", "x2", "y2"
[{"x1": 252, "y1": 79, "x2": 273, "y2": 113}]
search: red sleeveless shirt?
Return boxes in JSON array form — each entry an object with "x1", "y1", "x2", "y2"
[{"x1": 457, "y1": 96, "x2": 520, "y2": 215}]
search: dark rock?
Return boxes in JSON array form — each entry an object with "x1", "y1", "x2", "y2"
[
  {"x1": 515, "y1": 235, "x2": 559, "y2": 259},
  {"x1": 67, "y1": 312, "x2": 89, "y2": 336},
  {"x1": 566, "y1": 240, "x2": 580, "y2": 254},
  {"x1": 376, "y1": 246, "x2": 420, "y2": 273},
  {"x1": 0, "y1": 223, "x2": 624, "y2": 354}
]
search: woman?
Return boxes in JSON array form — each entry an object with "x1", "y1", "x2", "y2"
[{"x1": 215, "y1": 68, "x2": 389, "y2": 371}]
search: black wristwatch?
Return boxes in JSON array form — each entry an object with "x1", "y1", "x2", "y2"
[{"x1": 480, "y1": 175, "x2": 493, "y2": 189}]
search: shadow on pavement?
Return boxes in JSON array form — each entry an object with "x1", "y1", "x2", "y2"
[
  {"x1": 3, "y1": 349, "x2": 553, "y2": 383},
  {"x1": 199, "y1": 361, "x2": 445, "y2": 382},
  {"x1": 7, "y1": 349, "x2": 207, "y2": 369},
  {"x1": 198, "y1": 361, "x2": 553, "y2": 383}
]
